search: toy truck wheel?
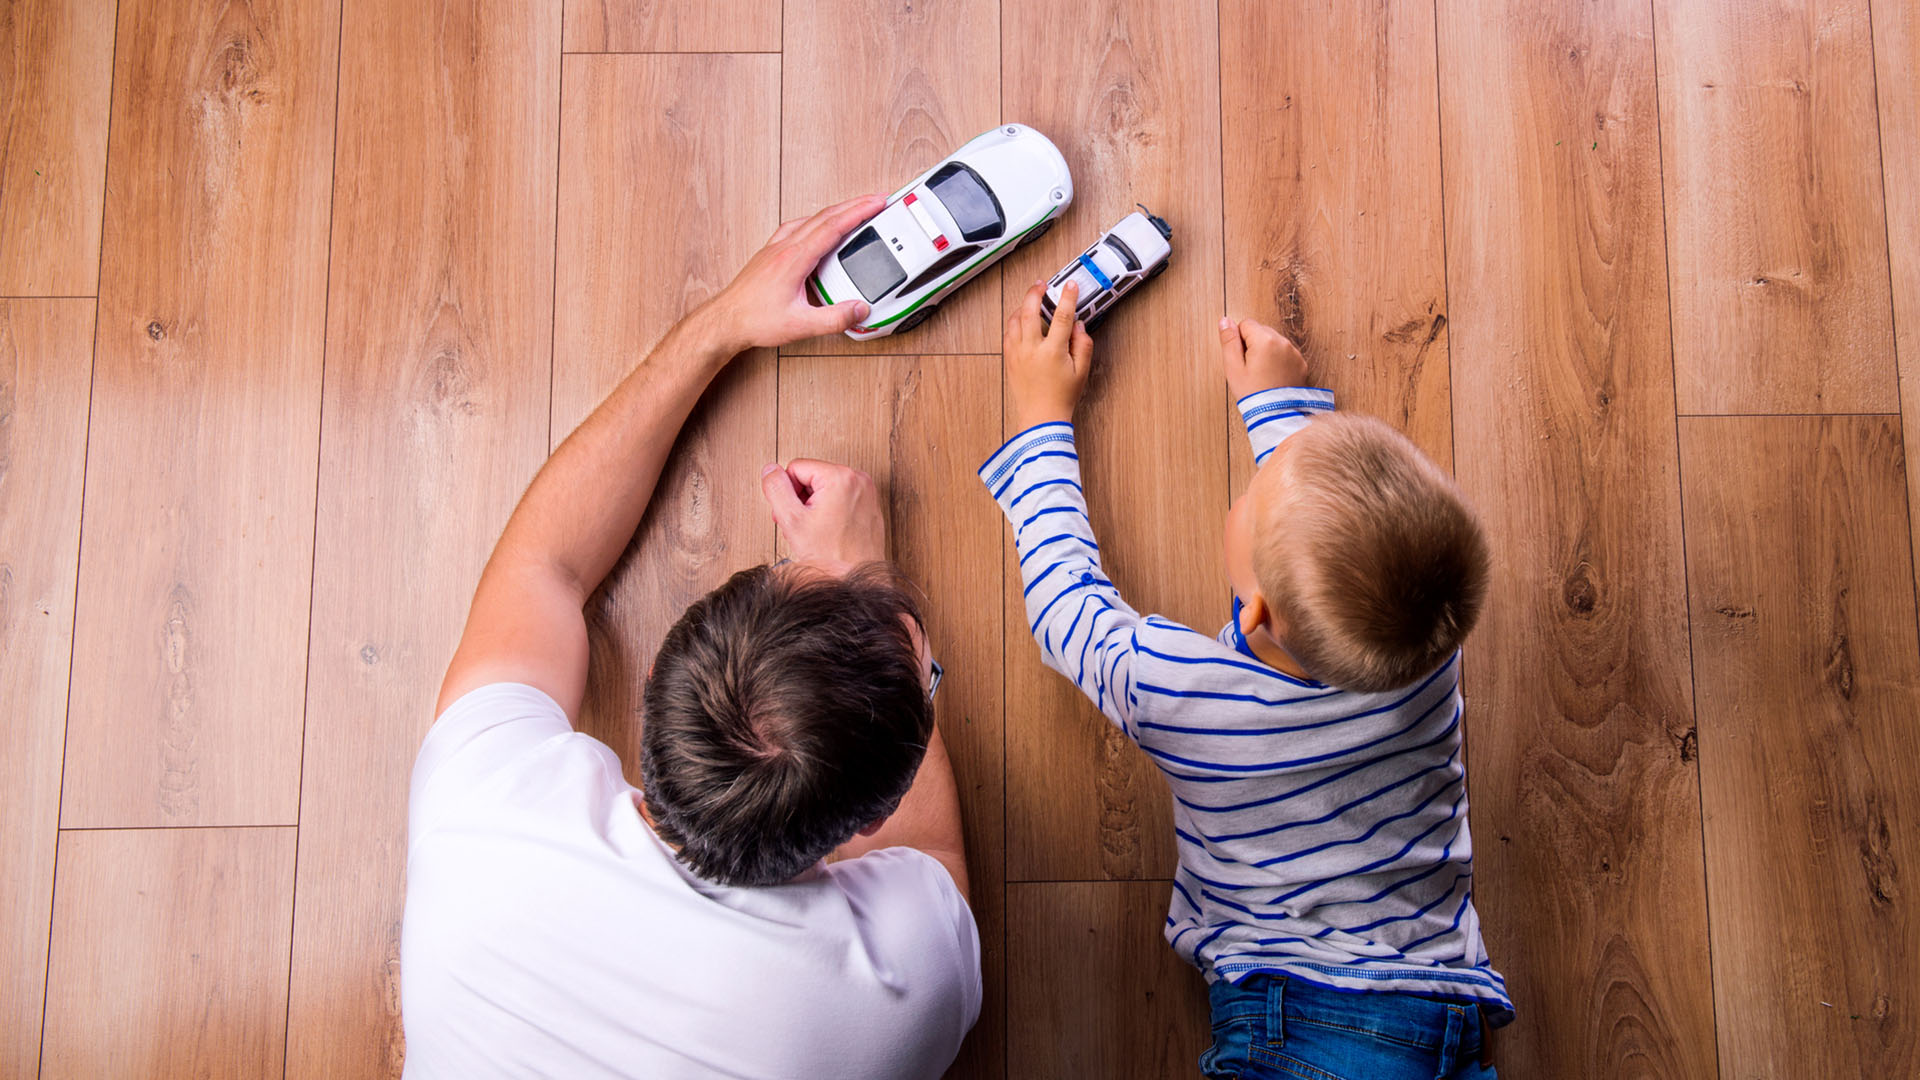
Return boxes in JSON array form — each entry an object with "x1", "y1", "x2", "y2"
[
  {"x1": 1016, "y1": 218, "x2": 1054, "y2": 248},
  {"x1": 1146, "y1": 259, "x2": 1169, "y2": 280},
  {"x1": 896, "y1": 304, "x2": 938, "y2": 334}
]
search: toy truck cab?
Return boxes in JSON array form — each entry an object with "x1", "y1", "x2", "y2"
[{"x1": 1040, "y1": 207, "x2": 1173, "y2": 328}]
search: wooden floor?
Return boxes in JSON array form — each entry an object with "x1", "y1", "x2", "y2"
[{"x1": 2, "y1": 0, "x2": 1916, "y2": 1076}]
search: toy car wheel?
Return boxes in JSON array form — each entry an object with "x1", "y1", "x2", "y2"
[
  {"x1": 896, "y1": 304, "x2": 938, "y2": 334},
  {"x1": 1016, "y1": 218, "x2": 1054, "y2": 248},
  {"x1": 1146, "y1": 259, "x2": 1169, "y2": 280}
]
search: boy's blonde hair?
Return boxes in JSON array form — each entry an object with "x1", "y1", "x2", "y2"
[{"x1": 1251, "y1": 414, "x2": 1489, "y2": 693}]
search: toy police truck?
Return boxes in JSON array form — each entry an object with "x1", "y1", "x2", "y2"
[{"x1": 1040, "y1": 206, "x2": 1172, "y2": 328}]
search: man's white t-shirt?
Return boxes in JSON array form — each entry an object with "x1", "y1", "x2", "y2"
[{"x1": 401, "y1": 683, "x2": 982, "y2": 1079}]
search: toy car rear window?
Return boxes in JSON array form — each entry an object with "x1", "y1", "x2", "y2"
[
  {"x1": 927, "y1": 163, "x2": 1004, "y2": 242},
  {"x1": 840, "y1": 226, "x2": 907, "y2": 302}
]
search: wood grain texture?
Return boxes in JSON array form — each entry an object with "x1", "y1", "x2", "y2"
[
  {"x1": 1007, "y1": 881, "x2": 1211, "y2": 1078},
  {"x1": 779, "y1": 0, "x2": 1000, "y2": 357},
  {"x1": 555, "y1": 53, "x2": 779, "y2": 766},
  {"x1": 0, "y1": 0, "x2": 115, "y2": 295},
  {"x1": 1436, "y1": 2, "x2": 1719, "y2": 1075},
  {"x1": 40, "y1": 827, "x2": 296, "y2": 1080},
  {"x1": 1656, "y1": 0, "x2": 1898, "y2": 413},
  {"x1": 777, "y1": 353, "x2": 1006, "y2": 1079},
  {"x1": 1680, "y1": 415, "x2": 1920, "y2": 1076},
  {"x1": 1000, "y1": 0, "x2": 1224, "y2": 882},
  {"x1": 282, "y1": 1, "x2": 558, "y2": 1076},
  {"x1": 1872, "y1": 0, "x2": 1920, "y2": 598},
  {"x1": 62, "y1": 0, "x2": 338, "y2": 827},
  {"x1": 0, "y1": 300, "x2": 92, "y2": 1080},
  {"x1": 563, "y1": 0, "x2": 778, "y2": 52},
  {"x1": 1220, "y1": 0, "x2": 1452, "y2": 478}
]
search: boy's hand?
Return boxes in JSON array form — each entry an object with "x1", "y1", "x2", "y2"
[
  {"x1": 1219, "y1": 317, "x2": 1309, "y2": 400},
  {"x1": 1006, "y1": 280, "x2": 1093, "y2": 430}
]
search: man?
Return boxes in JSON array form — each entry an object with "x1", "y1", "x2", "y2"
[{"x1": 400, "y1": 195, "x2": 980, "y2": 1079}]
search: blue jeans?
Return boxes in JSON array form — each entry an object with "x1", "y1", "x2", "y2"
[{"x1": 1199, "y1": 974, "x2": 1499, "y2": 1080}]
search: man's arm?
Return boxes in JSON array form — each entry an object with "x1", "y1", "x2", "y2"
[{"x1": 437, "y1": 195, "x2": 884, "y2": 718}]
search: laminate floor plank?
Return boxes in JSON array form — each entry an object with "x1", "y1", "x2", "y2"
[
  {"x1": 777, "y1": 353, "x2": 1006, "y2": 1079},
  {"x1": 778, "y1": 0, "x2": 1000, "y2": 357},
  {"x1": 40, "y1": 827, "x2": 297, "y2": 1080},
  {"x1": 1680, "y1": 415, "x2": 1920, "y2": 1077},
  {"x1": 1436, "y1": 2, "x2": 1719, "y2": 1074},
  {"x1": 998, "y1": 0, "x2": 1225, "y2": 884},
  {"x1": 0, "y1": 0, "x2": 115, "y2": 295},
  {"x1": 1655, "y1": 0, "x2": 1898, "y2": 413},
  {"x1": 554, "y1": 53, "x2": 780, "y2": 761},
  {"x1": 1219, "y1": 0, "x2": 1452, "y2": 479},
  {"x1": 1006, "y1": 881, "x2": 1211, "y2": 1079},
  {"x1": 563, "y1": 0, "x2": 778, "y2": 53},
  {"x1": 63, "y1": 0, "x2": 339, "y2": 827},
  {"x1": 1871, "y1": 0, "x2": 1920, "y2": 592},
  {"x1": 283, "y1": 2, "x2": 560, "y2": 1076},
  {"x1": 0, "y1": 299, "x2": 94, "y2": 1080}
]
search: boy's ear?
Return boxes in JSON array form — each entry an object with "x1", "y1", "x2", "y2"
[{"x1": 1238, "y1": 593, "x2": 1270, "y2": 638}]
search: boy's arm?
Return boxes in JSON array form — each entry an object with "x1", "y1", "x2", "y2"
[
  {"x1": 988, "y1": 282, "x2": 1148, "y2": 733},
  {"x1": 1219, "y1": 318, "x2": 1334, "y2": 465}
]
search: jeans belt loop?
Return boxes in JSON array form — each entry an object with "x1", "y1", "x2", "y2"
[
  {"x1": 1433, "y1": 1004, "x2": 1465, "y2": 1080},
  {"x1": 1264, "y1": 975, "x2": 1287, "y2": 1048}
]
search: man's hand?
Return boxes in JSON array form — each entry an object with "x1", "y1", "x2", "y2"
[
  {"x1": 762, "y1": 459, "x2": 887, "y2": 573},
  {"x1": 1219, "y1": 317, "x2": 1310, "y2": 401},
  {"x1": 696, "y1": 194, "x2": 889, "y2": 354},
  {"x1": 1006, "y1": 280, "x2": 1093, "y2": 431}
]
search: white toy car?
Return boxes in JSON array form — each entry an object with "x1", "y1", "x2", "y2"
[
  {"x1": 809, "y1": 124, "x2": 1073, "y2": 339},
  {"x1": 1040, "y1": 207, "x2": 1172, "y2": 328}
]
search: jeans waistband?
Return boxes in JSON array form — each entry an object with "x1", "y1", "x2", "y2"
[{"x1": 1209, "y1": 972, "x2": 1487, "y2": 1055}]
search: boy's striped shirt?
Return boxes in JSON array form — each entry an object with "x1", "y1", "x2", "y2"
[{"x1": 981, "y1": 387, "x2": 1511, "y2": 1018}]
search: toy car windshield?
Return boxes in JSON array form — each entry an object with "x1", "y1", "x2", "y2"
[
  {"x1": 839, "y1": 225, "x2": 908, "y2": 302},
  {"x1": 926, "y1": 163, "x2": 1004, "y2": 242}
]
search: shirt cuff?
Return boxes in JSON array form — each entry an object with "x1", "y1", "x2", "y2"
[
  {"x1": 979, "y1": 421, "x2": 1078, "y2": 500},
  {"x1": 1235, "y1": 386, "x2": 1336, "y2": 425}
]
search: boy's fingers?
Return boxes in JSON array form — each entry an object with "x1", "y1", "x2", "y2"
[
  {"x1": 1048, "y1": 282, "x2": 1079, "y2": 339},
  {"x1": 1070, "y1": 319, "x2": 1093, "y2": 372},
  {"x1": 1019, "y1": 280, "x2": 1048, "y2": 341},
  {"x1": 1218, "y1": 316, "x2": 1245, "y2": 369}
]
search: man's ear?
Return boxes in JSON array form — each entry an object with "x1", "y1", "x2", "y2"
[{"x1": 857, "y1": 817, "x2": 887, "y2": 838}]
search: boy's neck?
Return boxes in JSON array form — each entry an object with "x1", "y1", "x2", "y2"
[{"x1": 1245, "y1": 624, "x2": 1314, "y2": 682}]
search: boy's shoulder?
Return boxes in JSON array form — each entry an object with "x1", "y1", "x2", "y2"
[
  {"x1": 1128, "y1": 620, "x2": 1463, "y2": 750},
  {"x1": 1131, "y1": 615, "x2": 1340, "y2": 709}
]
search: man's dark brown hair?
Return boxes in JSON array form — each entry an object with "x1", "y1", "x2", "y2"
[{"x1": 639, "y1": 562, "x2": 934, "y2": 887}]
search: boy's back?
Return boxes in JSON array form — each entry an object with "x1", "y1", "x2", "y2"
[{"x1": 986, "y1": 284, "x2": 1507, "y2": 1076}]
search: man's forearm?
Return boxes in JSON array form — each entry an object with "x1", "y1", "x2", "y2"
[{"x1": 492, "y1": 308, "x2": 735, "y2": 601}]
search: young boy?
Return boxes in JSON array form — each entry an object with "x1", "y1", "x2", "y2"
[{"x1": 983, "y1": 281, "x2": 1508, "y2": 1079}]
